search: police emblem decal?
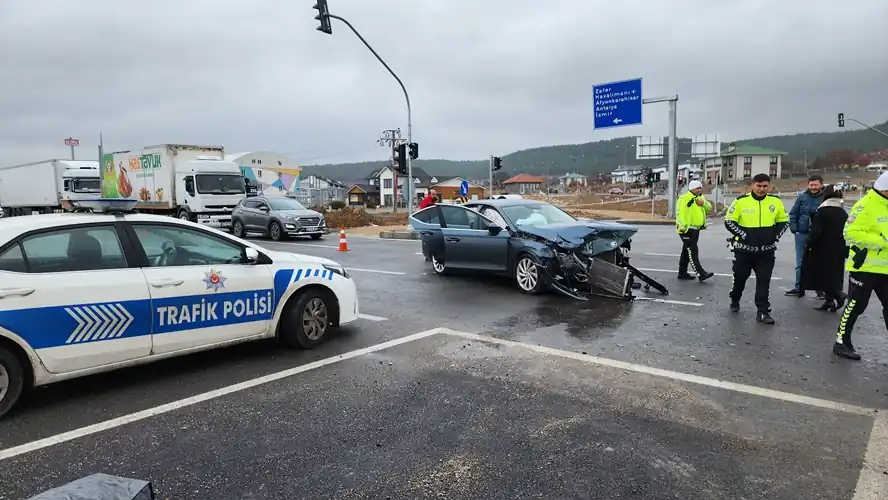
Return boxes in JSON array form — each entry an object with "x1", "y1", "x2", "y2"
[
  {"x1": 203, "y1": 268, "x2": 227, "y2": 292},
  {"x1": 769, "y1": 204, "x2": 776, "y2": 212}
]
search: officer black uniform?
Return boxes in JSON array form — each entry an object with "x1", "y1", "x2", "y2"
[{"x1": 724, "y1": 174, "x2": 789, "y2": 324}]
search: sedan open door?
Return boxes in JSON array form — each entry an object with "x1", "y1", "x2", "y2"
[{"x1": 408, "y1": 206, "x2": 445, "y2": 270}]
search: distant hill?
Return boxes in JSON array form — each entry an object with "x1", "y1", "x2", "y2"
[{"x1": 301, "y1": 120, "x2": 888, "y2": 183}]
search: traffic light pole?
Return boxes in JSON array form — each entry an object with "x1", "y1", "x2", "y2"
[
  {"x1": 488, "y1": 155, "x2": 493, "y2": 198},
  {"x1": 326, "y1": 13, "x2": 415, "y2": 212},
  {"x1": 839, "y1": 115, "x2": 888, "y2": 139}
]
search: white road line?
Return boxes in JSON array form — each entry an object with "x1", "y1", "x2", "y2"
[
  {"x1": 644, "y1": 252, "x2": 735, "y2": 260},
  {"x1": 415, "y1": 252, "x2": 423, "y2": 255},
  {"x1": 0, "y1": 327, "x2": 449, "y2": 462},
  {"x1": 277, "y1": 242, "x2": 339, "y2": 250},
  {"x1": 348, "y1": 267, "x2": 406, "y2": 276},
  {"x1": 357, "y1": 313, "x2": 388, "y2": 321},
  {"x1": 635, "y1": 267, "x2": 783, "y2": 280},
  {"x1": 634, "y1": 297, "x2": 704, "y2": 307},
  {"x1": 854, "y1": 414, "x2": 888, "y2": 499},
  {"x1": 440, "y1": 329, "x2": 877, "y2": 416}
]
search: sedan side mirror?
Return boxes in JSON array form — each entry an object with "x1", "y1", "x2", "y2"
[
  {"x1": 487, "y1": 224, "x2": 503, "y2": 236},
  {"x1": 244, "y1": 247, "x2": 259, "y2": 263}
]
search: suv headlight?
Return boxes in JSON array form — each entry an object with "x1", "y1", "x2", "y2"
[{"x1": 323, "y1": 264, "x2": 349, "y2": 279}]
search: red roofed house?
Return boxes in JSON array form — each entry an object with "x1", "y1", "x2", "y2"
[{"x1": 502, "y1": 173, "x2": 545, "y2": 195}]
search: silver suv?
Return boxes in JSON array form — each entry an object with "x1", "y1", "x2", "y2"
[{"x1": 231, "y1": 196, "x2": 326, "y2": 241}]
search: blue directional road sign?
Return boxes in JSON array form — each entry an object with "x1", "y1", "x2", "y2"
[
  {"x1": 459, "y1": 179, "x2": 469, "y2": 197},
  {"x1": 593, "y1": 77, "x2": 643, "y2": 130}
]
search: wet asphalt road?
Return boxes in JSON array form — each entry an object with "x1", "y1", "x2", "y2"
[{"x1": 1, "y1": 225, "x2": 887, "y2": 499}]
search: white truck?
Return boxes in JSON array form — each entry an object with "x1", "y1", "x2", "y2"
[
  {"x1": 0, "y1": 160, "x2": 101, "y2": 217},
  {"x1": 103, "y1": 144, "x2": 246, "y2": 229}
]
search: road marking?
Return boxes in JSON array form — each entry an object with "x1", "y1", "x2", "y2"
[
  {"x1": 635, "y1": 267, "x2": 782, "y2": 280},
  {"x1": 277, "y1": 242, "x2": 339, "y2": 250},
  {"x1": 634, "y1": 297, "x2": 704, "y2": 307},
  {"x1": 854, "y1": 414, "x2": 888, "y2": 499},
  {"x1": 415, "y1": 252, "x2": 423, "y2": 255},
  {"x1": 644, "y1": 252, "x2": 735, "y2": 260},
  {"x1": 348, "y1": 267, "x2": 406, "y2": 276},
  {"x1": 357, "y1": 313, "x2": 388, "y2": 321},
  {"x1": 0, "y1": 327, "x2": 449, "y2": 462},
  {"x1": 440, "y1": 329, "x2": 877, "y2": 416}
]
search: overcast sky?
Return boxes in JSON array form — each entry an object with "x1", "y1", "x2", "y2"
[{"x1": 1, "y1": 0, "x2": 886, "y2": 167}]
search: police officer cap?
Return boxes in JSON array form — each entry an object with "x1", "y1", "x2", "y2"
[{"x1": 874, "y1": 171, "x2": 888, "y2": 191}]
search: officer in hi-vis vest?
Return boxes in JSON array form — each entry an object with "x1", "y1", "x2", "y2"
[
  {"x1": 724, "y1": 173, "x2": 789, "y2": 324},
  {"x1": 675, "y1": 180, "x2": 715, "y2": 282},
  {"x1": 833, "y1": 171, "x2": 888, "y2": 360}
]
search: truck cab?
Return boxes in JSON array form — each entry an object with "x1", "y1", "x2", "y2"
[
  {"x1": 176, "y1": 155, "x2": 246, "y2": 228},
  {"x1": 61, "y1": 166, "x2": 101, "y2": 202}
]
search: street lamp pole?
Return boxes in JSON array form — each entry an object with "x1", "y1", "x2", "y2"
[{"x1": 325, "y1": 13, "x2": 415, "y2": 212}]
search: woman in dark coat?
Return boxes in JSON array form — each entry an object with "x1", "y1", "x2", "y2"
[{"x1": 800, "y1": 184, "x2": 849, "y2": 312}]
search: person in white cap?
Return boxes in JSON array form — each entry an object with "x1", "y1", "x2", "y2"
[
  {"x1": 675, "y1": 180, "x2": 715, "y2": 281},
  {"x1": 832, "y1": 171, "x2": 888, "y2": 360}
]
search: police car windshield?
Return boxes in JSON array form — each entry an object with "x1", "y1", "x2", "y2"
[
  {"x1": 502, "y1": 203, "x2": 575, "y2": 227},
  {"x1": 267, "y1": 198, "x2": 307, "y2": 211},
  {"x1": 195, "y1": 174, "x2": 246, "y2": 194}
]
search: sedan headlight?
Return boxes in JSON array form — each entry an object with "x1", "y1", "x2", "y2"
[{"x1": 324, "y1": 264, "x2": 349, "y2": 279}]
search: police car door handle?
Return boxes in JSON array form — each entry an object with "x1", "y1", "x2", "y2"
[
  {"x1": 149, "y1": 279, "x2": 184, "y2": 288},
  {"x1": 0, "y1": 287, "x2": 35, "y2": 298}
]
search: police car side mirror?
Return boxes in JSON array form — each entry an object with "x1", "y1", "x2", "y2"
[{"x1": 244, "y1": 247, "x2": 259, "y2": 264}]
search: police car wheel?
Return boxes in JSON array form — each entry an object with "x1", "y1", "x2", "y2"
[
  {"x1": 279, "y1": 290, "x2": 332, "y2": 349},
  {"x1": 0, "y1": 346, "x2": 25, "y2": 418}
]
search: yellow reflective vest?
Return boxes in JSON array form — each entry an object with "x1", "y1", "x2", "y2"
[
  {"x1": 676, "y1": 191, "x2": 711, "y2": 234},
  {"x1": 844, "y1": 189, "x2": 888, "y2": 275},
  {"x1": 725, "y1": 193, "x2": 789, "y2": 252}
]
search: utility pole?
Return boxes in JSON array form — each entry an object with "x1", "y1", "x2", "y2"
[
  {"x1": 488, "y1": 155, "x2": 493, "y2": 198},
  {"x1": 378, "y1": 128, "x2": 405, "y2": 212}
]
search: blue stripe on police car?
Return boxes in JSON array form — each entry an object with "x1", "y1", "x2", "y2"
[
  {"x1": 273, "y1": 267, "x2": 333, "y2": 306},
  {"x1": 151, "y1": 289, "x2": 274, "y2": 334}
]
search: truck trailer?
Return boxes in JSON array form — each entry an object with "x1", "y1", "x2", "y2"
[
  {"x1": 103, "y1": 144, "x2": 246, "y2": 229},
  {"x1": 0, "y1": 160, "x2": 101, "y2": 217}
]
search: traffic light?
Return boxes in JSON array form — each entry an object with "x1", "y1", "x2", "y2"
[
  {"x1": 492, "y1": 156, "x2": 503, "y2": 171},
  {"x1": 394, "y1": 143, "x2": 408, "y2": 175},
  {"x1": 409, "y1": 142, "x2": 419, "y2": 160},
  {"x1": 645, "y1": 169, "x2": 655, "y2": 185},
  {"x1": 838, "y1": 112, "x2": 845, "y2": 128},
  {"x1": 313, "y1": 0, "x2": 333, "y2": 35},
  {"x1": 655, "y1": 172, "x2": 661, "y2": 182}
]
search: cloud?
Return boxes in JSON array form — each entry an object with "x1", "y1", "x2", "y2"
[{"x1": 0, "y1": 0, "x2": 885, "y2": 167}]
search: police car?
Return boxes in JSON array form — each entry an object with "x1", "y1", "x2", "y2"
[{"x1": 0, "y1": 199, "x2": 359, "y2": 418}]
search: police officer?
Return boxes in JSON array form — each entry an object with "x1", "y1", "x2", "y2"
[
  {"x1": 676, "y1": 180, "x2": 715, "y2": 282},
  {"x1": 833, "y1": 171, "x2": 888, "y2": 360},
  {"x1": 725, "y1": 173, "x2": 789, "y2": 324}
]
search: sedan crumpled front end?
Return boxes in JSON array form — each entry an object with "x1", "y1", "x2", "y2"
[{"x1": 515, "y1": 221, "x2": 668, "y2": 301}]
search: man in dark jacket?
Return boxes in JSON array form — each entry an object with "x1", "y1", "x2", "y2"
[
  {"x1": 786, "y1": 175, "x2": 825, "y2": 297},
  {"x1": 800, "y1": 184, "x2": 848, "y2": 311}
]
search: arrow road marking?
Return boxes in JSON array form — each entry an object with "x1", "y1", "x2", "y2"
[{"x1": 64, "y1": 303, "x2": 135, "y2": 344}]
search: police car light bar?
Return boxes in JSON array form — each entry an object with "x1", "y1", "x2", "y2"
[{"x1": 69, "y1": 198, "x2": 139, "y2": 213}]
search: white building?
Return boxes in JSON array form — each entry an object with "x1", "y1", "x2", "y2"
[
  {"x1": 225, "y1": 151, "x2": 302, "y2": 197},
  {"x1": 365, "y1": 166, "x2": 438, "y2": 207},
  {"x1": 700, "y1": 143, "x2": 786, "y2": 184}
]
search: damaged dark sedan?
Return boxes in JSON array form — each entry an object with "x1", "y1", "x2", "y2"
[{"x1": 408, "y1": 199, "x2": 667, "y2": 300}]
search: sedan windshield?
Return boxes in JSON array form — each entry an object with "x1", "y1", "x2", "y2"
[
  {"x1": 195, "y1": 174, "x2": 246, "y2": 194},
  {"x1": 267, "y1": 197, "x2": 307, "y2": 210},
  {"x1": 501, "y1": 203, "x2": 575, "y2": 227}
]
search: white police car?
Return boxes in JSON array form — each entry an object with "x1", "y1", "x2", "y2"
[{"x1": 0, "y1": 200, "x2": 359, "y2": 418}]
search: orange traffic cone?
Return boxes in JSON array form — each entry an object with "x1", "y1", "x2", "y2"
[{"x1": 337, "y1": 227, "x2": 350, "y2": 252}]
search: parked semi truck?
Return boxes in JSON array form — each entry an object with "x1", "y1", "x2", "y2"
[
  {"x1": 103, "y1": 144, "x2": 246, "y2": 229},
  {"x1": 0, "y1": 160, "x2": 101, "y2": 217}
]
